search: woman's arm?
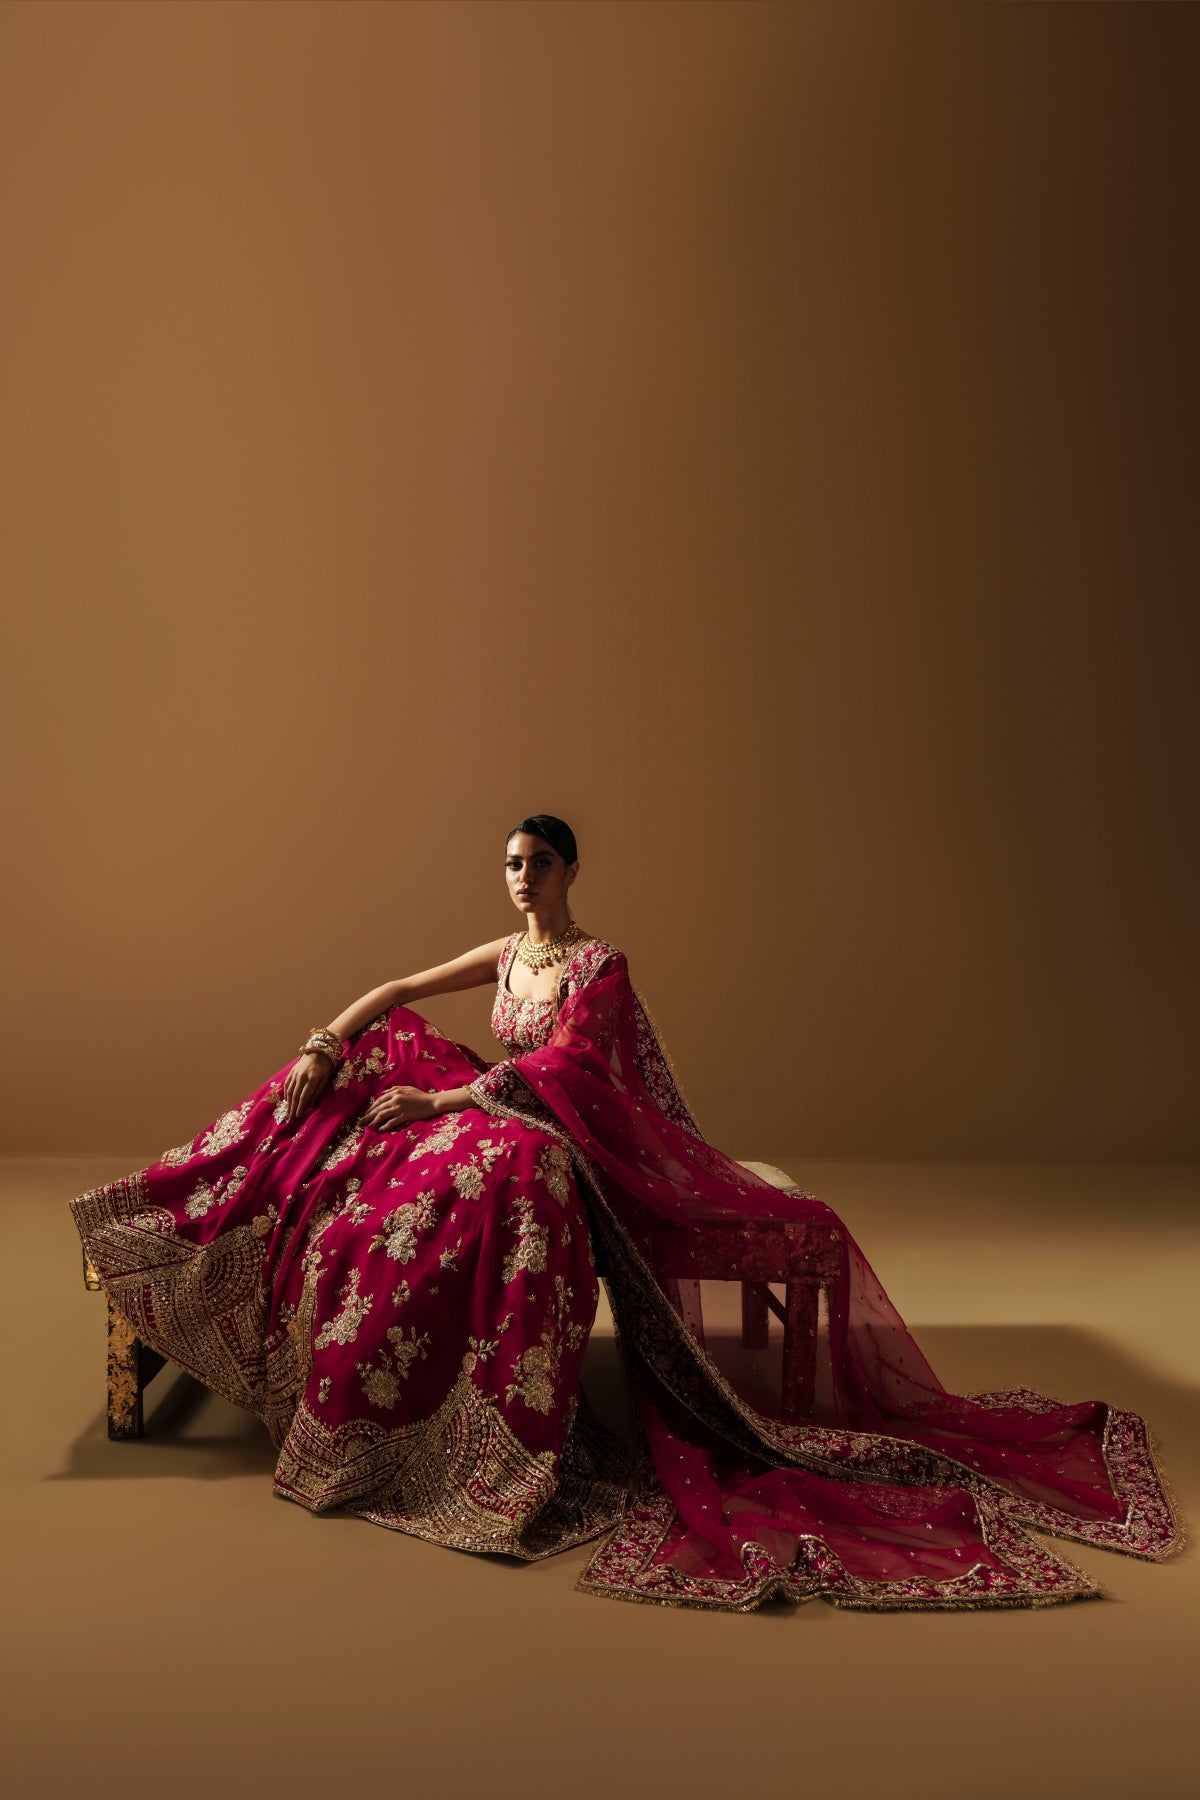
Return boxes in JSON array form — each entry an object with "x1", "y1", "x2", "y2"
[
  {"x1": 326, "y1": 937, "x2": 510, "y2": 1040},
  {"x1": 283, "y1": 937, "x2": 509, "y2": 1125}
]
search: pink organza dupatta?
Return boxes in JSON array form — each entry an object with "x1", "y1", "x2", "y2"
[{"x1": 470, "y1": 953, "x2": 1183, "y2": 1610}]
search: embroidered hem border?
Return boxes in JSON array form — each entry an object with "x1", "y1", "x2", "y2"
[{"x1": 69, "y1": 1167, "x2": 630, "y2": 1564}]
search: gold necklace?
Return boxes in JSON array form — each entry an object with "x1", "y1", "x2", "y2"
[{"x1": 514, "y1": 919, "x2": 588, "y2": 974}]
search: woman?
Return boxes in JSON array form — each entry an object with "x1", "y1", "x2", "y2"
[{"x1": 70, "y1": 814, "x2": 1183, "y2": 1612}]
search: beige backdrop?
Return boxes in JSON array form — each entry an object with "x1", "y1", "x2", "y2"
[{"x1": 1, "y1": 0, "x2": 1196, "y2": 1159}]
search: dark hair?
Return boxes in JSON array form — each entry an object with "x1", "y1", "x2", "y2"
[{"x1": 505, "y1": 814, "x2": 578, "y2": 865}]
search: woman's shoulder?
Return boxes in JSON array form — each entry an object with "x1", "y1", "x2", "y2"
[{"x1": 564, "y1": 934, "x2": 626, "y2": 987}]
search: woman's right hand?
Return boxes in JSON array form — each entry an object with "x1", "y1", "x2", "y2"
[{"x1": 282, "y1": 1051, "x2": 334, "y2": 1123}]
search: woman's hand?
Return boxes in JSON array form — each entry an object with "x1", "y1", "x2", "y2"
[
  {"x1": 282, "y1": 1051, "x2": 334, "y2": 1124},
  {"x1": 362, "y1": 1084, "x2": 437, "y2": 1132}
]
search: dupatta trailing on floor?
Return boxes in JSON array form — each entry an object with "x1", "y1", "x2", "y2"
[
  {"x1": 69, "y1": 934, "x2": 1183, "y2": 1612},
  {"x1": 466, "y1": 937, "x2": 1184, "y2": 1610}
]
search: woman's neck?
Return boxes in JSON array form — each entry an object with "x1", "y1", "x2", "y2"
[{"x1": 524, "y1": 908, "x2": 575, "y2": 945}]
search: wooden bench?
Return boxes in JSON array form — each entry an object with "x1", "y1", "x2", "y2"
[
  {"x1": 83, "y1": 1159, "x2": 832, "y2": 1435},
  {"x1": 591, "y1": 1160, "x2": 841, "y2": 1418}
]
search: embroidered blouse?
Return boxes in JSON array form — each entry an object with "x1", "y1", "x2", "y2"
[
  {"x1": 488, "y1": 930, "x2": 617, "y2": 1054},
  {"x1": 471, "y1": 930, "x2": 705, "y2": 1143}
]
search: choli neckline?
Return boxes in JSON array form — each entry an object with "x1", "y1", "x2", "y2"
[{"x1": 501, "y1": 931, "x2": 594, "y2": 1006}]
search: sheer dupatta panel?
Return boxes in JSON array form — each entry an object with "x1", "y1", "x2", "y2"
[{"x1": 468, "y1": 949, "x2": 1183, "y2": 1611}]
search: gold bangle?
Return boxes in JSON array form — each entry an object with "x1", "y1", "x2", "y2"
[{"x1": 299, "y1": 1026, "x2": 344, "y2": 1066}]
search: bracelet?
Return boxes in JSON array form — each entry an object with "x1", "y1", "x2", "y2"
[{"x1": 298, "y1": 1026, "x2": 345, "y2": 1068}]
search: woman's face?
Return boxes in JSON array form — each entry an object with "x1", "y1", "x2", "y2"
[{"x1": 504, "y1": 832, "x2": 577, "y2": 919}]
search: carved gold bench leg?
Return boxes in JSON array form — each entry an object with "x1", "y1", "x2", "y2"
[
  {"x1": 85, "y1": 1250, "x2": 167, "y2": 1439},
  {"x1": 105, "y1": 1302, "x2": 168, "y2": 1439},
  {"x1": 106, "y1": 1298, "x2": 145, "y2": 1440}
]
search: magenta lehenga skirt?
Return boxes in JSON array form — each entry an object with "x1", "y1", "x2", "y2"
[
  {"x1": 69, "y1": 1008, "x2": 629, "y2": 1560},
  {"x1": 70, "y1": 984, "x2": 1186, "y2": 1612}
]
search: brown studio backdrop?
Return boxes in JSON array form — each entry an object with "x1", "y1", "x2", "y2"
[{"x1": 0, "y1": 0, "x2": 1196, "y2": 1162}]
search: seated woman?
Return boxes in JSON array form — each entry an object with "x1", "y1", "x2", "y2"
[{"x1": 69, "y1": 814, "x2": 1183, "y2": 1613}]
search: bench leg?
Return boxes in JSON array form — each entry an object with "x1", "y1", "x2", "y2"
[
  {"x1": 741, "y1": 1280, "x2": 769, "y2": 1349},
  {"x1": 662, "y1": 1276, "x2": 706, "y2": 1346},
  {"x1": 782, "y1": 1279, "x2": 820, "y2": 1417},
  {"x1": 107, "y1": 1297, "x2": 144, "y2": 1439}
]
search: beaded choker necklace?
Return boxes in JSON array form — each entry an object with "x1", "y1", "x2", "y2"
[{"x1": 513, "y1": 919, "x2": 588, "y2": 974}]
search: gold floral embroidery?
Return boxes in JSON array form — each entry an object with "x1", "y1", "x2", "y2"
[
  {"x1": 501, "y1": 1194, "x2": 550, "y2": 1284},
  {"x1": 370, "y1": 1191, "x2": 438, "y2": 1263},
  {"x1": 391, "y1": 1279, "x2": 411, "y2": 1307},
  {"x1": 314, "y1": 1268, "x2": 373, "y2": 1348},
  {"x1": 356, "y1": 1321, "x2": 432, "y2": 1410},
  {"x1": 439, "y1": 1237, "x2": 463, "y2": 1271},
  {"x1": 557, "y1": 1276, "x2": 589, "y2": 1356},
  {"x1": 357, "y1": 1356, "x2": 400, "y2": 1410},
  {"x1": 164, "y1": 1090, "x2": 262, "y2": 1165},
  {"x1": 334, "y1": 1044, "x2": 389, "y2": 1088},
  {"x1": 339, "y1": 1177, "x2": 373, "y2": 1224},
  {"x1": 387, "y1": 1321, "x2": 432, "y2": 1377},
  {"x1": 184, "y1": 1164, "x2": 249, "y2": 1220},
  {"x1": 505, "y1": 1275, "x2": 585, "y2": 1414},
  {"x1": 195, "y1": 1100, "x2": 255, "y2": 1157},
  {"x1": 319, "y1": 1121, "x2": 365, "y2": 1171},
  {"x1": 535, "y1": 1143, "x2": 573, "y2": 1205},
  {"x1": 505, "y1": 1343, "x2": 557, "y2": 1414},
  {"x1": 317, "y1": 1376, "x2": 331, "y2": 1405},
  {"x1": 449, "y1": 1157, "x2": 486, "y2": 1201},
  {"x1": 477, "y1": 1137, "x2": 511, "y2": 1173},
  {"x1": 160, "y1": 1138, "x2": 197, "y2": 1166},
  {"x1": 490, "y1": 989, "x2": 556, "y2": 1052},
  {"x1": 410, "y1": 1114, "x2": 471, "y2": 1158}
]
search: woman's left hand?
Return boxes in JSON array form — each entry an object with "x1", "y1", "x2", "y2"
[{"x1": 362, "y1": 1084, "x2": 437, "y2": 1132}]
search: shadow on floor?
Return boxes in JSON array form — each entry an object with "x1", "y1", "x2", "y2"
[{"x1": 46, "y1": 1326, "x2": 1199, "y2": 1518}]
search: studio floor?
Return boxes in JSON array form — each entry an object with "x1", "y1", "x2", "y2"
[{"x1": 2, "y1": 1155, "x2": 1195, "y2": 1800}]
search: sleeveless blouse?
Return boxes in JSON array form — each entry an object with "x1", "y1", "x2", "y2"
[{"x1": 490, "y1": 930, "x2": 615, "y2": 1053}]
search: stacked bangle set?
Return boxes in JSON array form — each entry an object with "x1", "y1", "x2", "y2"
[{"x1": 299, "y1": 1026, "x2": 345, "y2": 1069}]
